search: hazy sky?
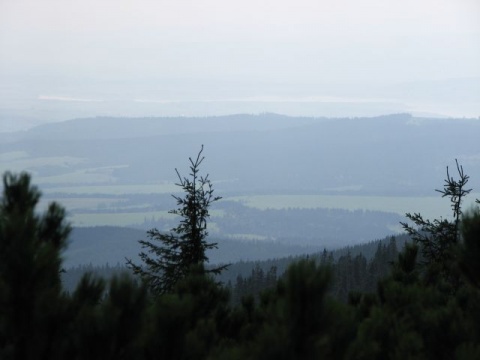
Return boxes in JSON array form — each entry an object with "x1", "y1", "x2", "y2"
[{"x1": 1, "y1": 0, "x2": 479, "y2": 129}]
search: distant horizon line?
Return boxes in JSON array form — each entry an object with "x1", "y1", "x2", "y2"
[{"x1": 3, "y1": 112, "x2": 480, "y2": 136}]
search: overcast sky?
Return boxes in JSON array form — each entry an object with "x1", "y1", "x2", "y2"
[{"x1": 0, "y1": 0, "x2": 479, "y2": 129}]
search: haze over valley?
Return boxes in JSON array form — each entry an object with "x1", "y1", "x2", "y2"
[
  {"x1": 3, "y1": 2, "x2": 480, "y2": 356},
  {"x1": 0, "y1": 0, "x2": 479, "y2": 288},
  {"x1": 1, "y1": 113, "x2": 479, "y2": 267}
]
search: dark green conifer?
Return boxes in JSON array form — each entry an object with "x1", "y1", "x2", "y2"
[
  {"x1": 126, "y1": 146, "x2": 228, "y2": 295},
  {"x1": 0, "y1": 172, "x2": 71, "y2": 360},
  {"x1": 401, "y1": 159, "x2": 472, "y2": 284}
]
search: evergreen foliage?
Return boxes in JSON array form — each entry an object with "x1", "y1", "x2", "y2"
[
  {"x1": 401, "y1": 160, "x2": 472, "y2": 287},
  {"x1": 126, "y1": 145, "x2": 227, "y2": 295},
  {"x1": 1, "y1": 161, "x2": 479, "y2": 359},
  {"x1": 458, "y1": 208, "x2": 480, "y2": 289},
  {"x1": 0, "y1": 172, "x2": 71, "y2": 360}
]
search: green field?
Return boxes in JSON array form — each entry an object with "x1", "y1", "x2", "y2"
[
  {"x1": 69, "y1": 211, "x2": 176, "y2": 227},
  {"x1": 0, "y1": 153, "x2": 86, "y2": 174},
  {"x1": 33, "y1": 177, "x2": 480, "y2": 228},
  {"x1": 68, "y1": 209, "x2": 225, "y2": 227},
  {"x1": 39, "y1": 197, "x2": 127, "y2": 211},
  {"x1": 43, "y1": 183, "x2": 180, "y2": 195},
  {"x1": 229, "y1": 194, "x2": 480, "y2": 220}
]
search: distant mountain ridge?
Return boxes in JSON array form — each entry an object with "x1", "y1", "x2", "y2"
[
  {"x1": 1, "y1": 113, "x2": 479, "y2": 195},
  {"x1": 12, "y1": 113, "x2": 322, "y2": 141}
]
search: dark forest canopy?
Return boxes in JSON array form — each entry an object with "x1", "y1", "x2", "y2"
[{"x1": 1, "y1": 159, "x2": 480, "y2": 358}]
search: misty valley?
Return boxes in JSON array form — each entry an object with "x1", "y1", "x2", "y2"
[
  {"x1": 1, "y1": 113, "x2": 480, "y2": 359},
  {"x1": 2, "y1": 0, "x2": 480, "y2": 356},
  {"x1": 1, "y1": 113, "x2": 477, "y2": 264}
]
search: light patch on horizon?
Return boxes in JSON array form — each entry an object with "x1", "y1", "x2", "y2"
[
  {"x1": 38, "y1": 95, "x2": 104, "y2": 102},
  {"x1": 134, "y1": 95, "x2": 402, "y2": 104}
]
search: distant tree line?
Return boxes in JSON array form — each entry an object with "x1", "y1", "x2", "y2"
[
  {"x1": 62, "y1": 234, "x2": 407, "y2": 303},
  {"x1": 226, "y1": 236, "x2": 399, "y2": 304}
]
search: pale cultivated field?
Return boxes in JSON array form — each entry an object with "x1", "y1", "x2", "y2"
[
  {"x1": 43, "y1": 183, "x2": 180, "y2": 195},
  {"x1": 229, "y1": 194, "x2": 480, "y2": 221}
]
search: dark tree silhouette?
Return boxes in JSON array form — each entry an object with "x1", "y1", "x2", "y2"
[
  {"x1": 0, "y1": 172, "x2": 71, "y2": 360},
  {"x1": 126, "y1": 146, "x2": 228, "y2": 295},
  {"x1": 401, "y1": 159, "x2": 472, "y2": 283}
]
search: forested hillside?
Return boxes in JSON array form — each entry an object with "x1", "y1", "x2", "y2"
[
  {"x1": 62, "y1": 233, "x2": 409, "y2": 302},
  {"x1": 62, "y1": 204, "x2": 401, "y2": 267}
]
